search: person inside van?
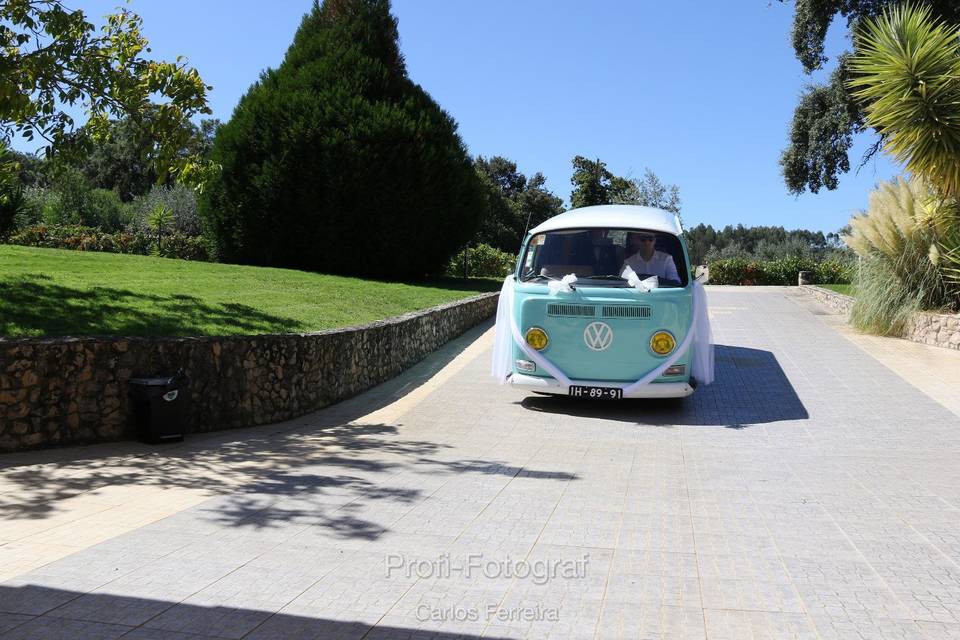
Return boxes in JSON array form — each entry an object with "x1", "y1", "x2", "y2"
[{"x1": 622, "y1": 231, "x2": 680, "y2": 282}]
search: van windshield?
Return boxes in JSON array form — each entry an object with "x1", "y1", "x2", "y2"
[{"x1": 518, "y1": 228, "x2": 688, "y2": 288}]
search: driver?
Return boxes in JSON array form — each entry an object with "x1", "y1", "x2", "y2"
[{"x1": 622, "y1": 232, "x2": 679, "y2": 282}]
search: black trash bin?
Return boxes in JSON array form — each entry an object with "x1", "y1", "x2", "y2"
[{"x1": 129, "y1": 370, "x2": 189, "y2": 443}]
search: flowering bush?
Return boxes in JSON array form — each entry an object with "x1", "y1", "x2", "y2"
[{"x1": 7, "y1": 225, "x2": 210, "y2": 261}]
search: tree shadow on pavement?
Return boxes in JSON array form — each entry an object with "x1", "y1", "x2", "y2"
[
  {"x1": 0, "y1": 584, "x2": 518, "y2": 639},
  {"x1": 0, "y1": 321, "x2": 577, "y2": 543},
  {"x1": 519, "y1": 345, "x2": 809, "y2": 428}
]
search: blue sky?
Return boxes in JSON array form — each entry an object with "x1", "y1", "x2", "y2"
[{"x1": 19, "y1": 1, "x2": 899, "y2": 232}]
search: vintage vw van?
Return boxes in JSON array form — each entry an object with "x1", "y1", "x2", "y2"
[{"x1": 492, "y1": 204, "x2": 712, "y2": 398}]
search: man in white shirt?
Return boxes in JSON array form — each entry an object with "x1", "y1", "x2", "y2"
[{"x1": 622, "y1": 232, "x2": 680, "y2": 282}]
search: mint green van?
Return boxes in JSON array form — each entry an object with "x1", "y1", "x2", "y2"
[{"x1": 497, "y1": 204, "x2": 710, "y2": 399}]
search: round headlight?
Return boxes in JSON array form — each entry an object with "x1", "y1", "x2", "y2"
[
  {"x1": 650, "y1": 330, "x2": 676, "y2": 356},
  {"x1": 525, "y1": 327, "x2": 549, "y2": 351}
]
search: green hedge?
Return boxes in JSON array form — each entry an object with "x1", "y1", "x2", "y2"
[
  {"x1": 6, "y1": 225, "x2": 211, "y2": 261},
  {"x1": 708, "y1": 257, "x2": 851, "y2": 286},
  {"x1": 445, "y1": 243, "x2": 516, "y2": 278}
]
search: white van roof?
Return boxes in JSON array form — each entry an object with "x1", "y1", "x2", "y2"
[{"x1": 529, "y1": 204, "x2": 683, "y2": 236}]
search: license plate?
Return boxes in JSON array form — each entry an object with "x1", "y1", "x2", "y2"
[{"x1": 568, "y1": 385, "x2": 623, "y2": 400}]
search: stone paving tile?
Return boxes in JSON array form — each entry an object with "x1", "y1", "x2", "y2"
[
  {"x1": 122, "y1": 628, "x2": 234, "y2": 640},
  {"x1": 0, "y1": 580, "x2": 83, "y2": 616},
  {"x1": 0, "y1": 615, "x2": 131, "y2": 639},
  {"x1": 703, "y1": 609, "x2": 818, "y2": 640},
  {"x1": 143, "y1": 602, "x2": 273, "y2": 639},
  {"x1": 47, "y1": 591, "x2": 175, "y2": 627},
  {"x1": 594, "y1": 604, "x2": 706, "y2": 639},
  {"x1": 244, "y1": 613, "x2": 375, "y2": 640},
  {"x1": 0, "y1": 614, "x2": 31, "y2": 635}
]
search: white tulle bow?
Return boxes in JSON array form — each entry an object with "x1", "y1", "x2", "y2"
[
  {"x1": 620, "y1": 265, "x2": 658, "y2": 292},
  {"x1": 547, "y1": 273, "x2": 578, "y2": 295}
]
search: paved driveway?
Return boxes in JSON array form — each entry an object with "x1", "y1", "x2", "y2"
[{"x1": 1, "y1": 287, "x2": 960, "y2": 639}]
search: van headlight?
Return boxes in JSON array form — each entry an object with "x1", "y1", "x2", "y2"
[
  {"x1": 650, "y1": 331, "x2": 676, "y2": 356},
  {"x1": 525, "y1": 327, "x2": 549, "y2": 350}
]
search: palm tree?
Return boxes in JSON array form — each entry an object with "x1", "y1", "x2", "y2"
[
  {"x1": 849, "y1": 3, "x2": 960, "y2": 198},
  {"x1": 147, "y1": 204, "x2": 172, "y2": 254}
]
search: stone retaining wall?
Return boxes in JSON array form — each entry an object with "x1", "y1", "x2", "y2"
[
  {"x1": 799, "y1": 285, "x2": 960, "y2": 351},
  {"x1": 799, "y1": 285, "x2": 854, "y2": 315},
  {"x1": 0, "y1": 293, "x2": 499, "y2": 452},
  {"x1": 902, "y1": 311, "x2": 960, "y2": 350}
]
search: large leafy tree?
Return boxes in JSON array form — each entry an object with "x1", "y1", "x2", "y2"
[
  {"x1": 610, "y1": 168, "x2": 682, "y2": 215},
  {"x1": 201, "y1": 0, "x2": 483, "y2": 278},
  {"x1": 570, "y1": 156, "x2": 615, "y2": 208},
  {"x1": 473, "y1": 155, "x2": 562, "y2": 253},
  {"x1": 79, "y1": 111, "x2": 221, "y2": 201},
  {"x1": 571, "y1": 156, "x2": 681, "y2": 219},
  {"x1": 0, "y1": 1, "x2": 212, "y2": 186},
  {"x1": 778, "y1": 0, "x2": 960, "y2": 195}
]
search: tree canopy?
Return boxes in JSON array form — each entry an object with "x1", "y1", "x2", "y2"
[
  {"x1": 200, "y1": 0, "x2": 483, "y2": 278},
  {"x1": 778, "y1": 0, "x2": 960, "y2": 195},
  {"x1": 78, "y1": 112, "x2": 220, "y2": 201},
  {"x1": 570, "y1": 156, "x2": 615, "y2": 208},
  {"x1": 473, "y1": 156, "x2": 563, "y2": 253},
  {"x1": 0, "y1": 1, "x2": 213, "y2": 186},
  {"x1": 570, "y1": 156, "x2": 681, "y2": 218}
]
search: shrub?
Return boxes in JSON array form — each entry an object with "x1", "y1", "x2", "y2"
[
  {"x1": 200, "y1": 0, "x2": 484, "y2": 279},
  {"x1": 129, "y1": 184, "x2": 201, "y2": 236},
  {"x1": 0, "y1": 185, "x2": 25, "y2": 240},
  {"x1": 813, "y1": 258, "x2": 853, "y2": 285},
  {"x1": 7, "y1": 225, "x2": 209, "y2": 261},
  {"x1": 445, "y1": 243, "x2": 515, "y2": 278},
  {"x1": 85, "y1": 188, "x2": 132, "y2": 231},
  {"x1": 707, "y1": 256, "x2": 851, "y2": 286},
  {"x1": 17, "y1": 186, "x2": 50, "y2": 230},
  {"x1": 39, "y1": 167, "x2": 132, "y2": 232},
  {"x1": 844, "y1": 178, "x2": 957, "y2": 334},
  {"x1": 157, "y1": 233, "x2": 211, "y2": 261}
]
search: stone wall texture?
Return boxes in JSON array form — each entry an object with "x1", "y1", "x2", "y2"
[
  {"x1": 903, "y1": 311, "x2": 960, "y2": 350},
  {"x1": 799, "y1": 285, "x2": 960, "y2": 351},
  {"x1": 0, "y1": 292, "x2": 499, "y2": 452},
  {"x1": 799, "y1": 285, "x2": 854, "y2": 316}
]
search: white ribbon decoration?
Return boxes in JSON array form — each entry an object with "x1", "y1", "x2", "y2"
[
  {"x1": 547, "y1": 273, "x2": 577, "y2": 295},
  {"x1": 491, "y1": 275, "x2": 714, "y2": 389},
  {"x1": 620, "y1": 265, "x2": 658, "y2": 292}
]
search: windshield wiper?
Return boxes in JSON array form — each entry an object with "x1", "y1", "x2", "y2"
[{"x1": 581, "y1": 274, "x2": 626, "y2": 280}]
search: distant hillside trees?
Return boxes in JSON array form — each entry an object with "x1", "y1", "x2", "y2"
[
  {"x1": 200, "y1": 0, "x2": 483, "y2": 278},
  {"x1": 685, "y1": 223, "x2": 847, "y2": 265}
]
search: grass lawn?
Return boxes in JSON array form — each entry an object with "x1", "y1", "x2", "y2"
[
  {"x1": 818, "y1": 283, "x2": 854, "y2": 296},
  {"x1": 0, "y1": 246, "x2": 502, "y2": 338}
]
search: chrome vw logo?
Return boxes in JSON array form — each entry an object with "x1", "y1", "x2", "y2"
[{"x1": 583, "y1": 321, "x2": 614, "y2": 351}]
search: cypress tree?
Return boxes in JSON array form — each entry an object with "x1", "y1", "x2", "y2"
[{"x1": 200, "y1": 0, "x2": 483, "y2": 278}]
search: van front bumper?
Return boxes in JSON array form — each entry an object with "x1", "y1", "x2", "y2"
[{"x1": 510, "y1": 373, "x2": 695, "y2": 398}]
